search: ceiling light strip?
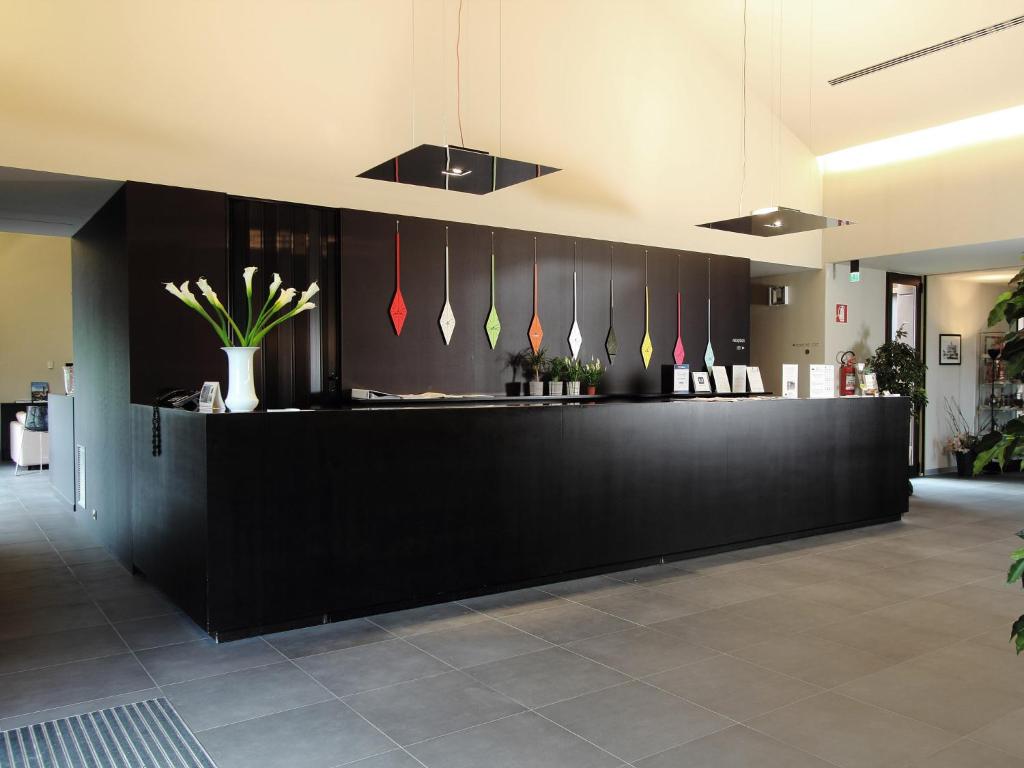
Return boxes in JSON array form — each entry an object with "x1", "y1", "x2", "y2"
[{"x1": 828, "y1": 14, "x2": 1024, "y2": 86}]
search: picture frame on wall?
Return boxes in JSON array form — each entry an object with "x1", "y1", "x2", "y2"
[{"x1": 938, "y1": 334, "x2": 961, "y2": 365}]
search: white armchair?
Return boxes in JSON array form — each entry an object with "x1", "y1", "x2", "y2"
[{"x1": 10, "y1": 412, "x2": 49, "y2": 474}]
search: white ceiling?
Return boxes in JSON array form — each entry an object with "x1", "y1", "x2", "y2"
[
  {"x1": 684, "y1": 0, "x2": 1024, "y2": 154},
  {"x1": 0, "y1": 166, "x2": 121, "y2": 236},
  {"x1": 859, "y1": 237, "x2": 1024, "y2": 276}
]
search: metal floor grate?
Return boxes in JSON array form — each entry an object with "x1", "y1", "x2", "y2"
[{"x1": 0, "y1": 698, "x2": 216, "y2": 768}]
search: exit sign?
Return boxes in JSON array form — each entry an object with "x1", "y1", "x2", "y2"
[{"x1": 849, "y1": 272, "x2": 860, "y2": 282}]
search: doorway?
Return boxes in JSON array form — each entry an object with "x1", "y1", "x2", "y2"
[{"x1": 885, "y1": 273, "x2": 925, "y2": 475}]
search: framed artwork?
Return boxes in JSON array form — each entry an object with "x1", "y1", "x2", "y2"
[
  {"x1": 30, "y1": 381, "x2": 49, "y2": 402},
  {"x1": 938, "y1": 334, "x2": 961, "y2": 365}
]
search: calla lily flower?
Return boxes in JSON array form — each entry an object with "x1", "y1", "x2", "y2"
[
  {"x1": 296, "y1": 282, "x2": 319, "y2": 310},
  {"x1": 242, "y1": 267, "x2": 257, "y2": 296},
  {"x1": 165, "y1": 268, "x2": 314, "y2": 348}
]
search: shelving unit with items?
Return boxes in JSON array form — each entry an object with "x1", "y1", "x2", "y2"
[{"x1": 977, "y1": 331, "x2": 1024, "y2": 435}]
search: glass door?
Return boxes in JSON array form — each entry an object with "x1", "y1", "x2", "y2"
[{"x1": 885, "y1": 273, "x2": 925, "y2": 474}]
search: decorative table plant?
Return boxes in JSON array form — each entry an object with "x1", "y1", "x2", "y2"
[
  {"x1": 523, "y1": 348, "x2": 549, "y2": 396},
  {"x1": 504, "y1": 350, "x2": 526, "y2": 396},
  {"x1": 564, "y1": 357, "x2": 583, "y2": 396},
  {"x1": 942, "y1": 396, "x2": 980, "y2": 477},
  {"x1": 581, "y1": 357, "x2": 604, "y2": 395},
  {"x1": 547, "y1": 356, "x2": 566, "y2": 396},
  {"x1": 164, "y1": 267, "x2": 317, "y2": 412}
]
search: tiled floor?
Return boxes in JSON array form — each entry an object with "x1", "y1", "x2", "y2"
[{"x1": 2, "y1": 465, "x2": 1024, "y2": 768}]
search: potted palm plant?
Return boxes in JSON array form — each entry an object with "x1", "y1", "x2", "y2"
[
  {"x1": 581, "y1": 357, "x2": 604, "y2": 395},
  {"x1": 942, "y1": 397, "x2": 980, "y2": 477},
  {"x1": 547, "y1": 356, "x2": 566, "y2": 396},
  {"x1": 504, "y1": 350, "x2": 526, "y2": 396},
  {"x1": 565, "y1": 357, "x2": 583, "y2": 396},
  {"x1": 165, "y1": 267, "x2": 317, "y2": 412},
  {"x1": 523, "y1": 348, "x2": 549, "y2": 396}
]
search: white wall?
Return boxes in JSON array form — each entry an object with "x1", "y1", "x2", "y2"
[
  {"x1": 750, "y1": 270, "x2": 825, "y2": 398},
  {"x1": 923, "y1": 275, "x2": 1007, "y2": 473},
  {"x1": 0, "y1": 233, "x2": 73, "y2": 402},
  {"x1": 822, "y1": 133, "x2": 1024, "y2": 265},
  {"x1": 823, "y1": 264, "x2": 887, "y2": 380}
]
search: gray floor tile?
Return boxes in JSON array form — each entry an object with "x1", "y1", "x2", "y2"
[
  {"x1": 296, "y1": 638, "x2": 451, "y2": 697},
  {"x1": 114, "y1": 612, "x2": 207, "y2": 650},
  {"x1": 502, "y1": 602, "x2": 633, "y2": 644},
  {"x1": 165, "y1": 660, "x2": 331, "y2": 732},
  {"x1": 969, "y1": 706, "x2": 1024, "y2": 757},
  {"x1": 747, "y1": 692, "x2": 958, "y2": 768},
  {"x1": 368, "y1": 602, "x2": 487, "y2": 637},
  {"x1": 734, "y1": 632, "x2": 895, "y2": 688},
  {"x1": 345, "y1": 670, "x2": 524, "y2": 746},
  {"x1": 0, "y1": 624, "x2": 127, "y2": 675},
  {"x1": 136, "y1": 636, "x2": 282, "y2": 685},
  {"x1": 59, "y1": 546, "x2": 114, "y2": 565},
  {"x1": 540, "y1": 575, "x2": 635, "y2": 600},
  {"x1": 0, "y1": 653, "x2": 154, "y2": 719},
  {"x1": 837, "y1": 653, "x2": 1020, "y2": 735},
  {"x1": 0, "y1": 601, "x2": 108, "y2": 642},
  {"x1": 346, "y1": 751, "x2": 423, "y2": 768},
  {"x1": 538, "y1": 681, "x2": 730, "y2": 763},
  {"x1": 0, "y1": 687, "x2": 163, "y2": 733},
  {"x1": 717, "y1": 592, "x2": 856, "y2": 631},
  {"x1": 0, "y1": 581, "x2": 89, "y2": 612},
  {"x1": 199, "y1": 700, "x2": 396, "y2": 768},
  {"x1": 647, "y1": 654, "x2": 820, "y2": 722},
  {"x1": 409, "y1": 710, "x2": 621, "y2": 768},
  {"x1": 0, "y1": 551, "x2": 65, "y2": 574},
  {"x1": 635, "y1": 724, "x2": 836, "y2": 768},
  {"x1": 649, "y1": 609, "x2": 785, "y2": 652},
  {"x1": 466, "y1": 647, "x2": 629, "y2": 708},
  {"x1": 459, "y1": 587, "x2": 565, "y2": 617},
  {"x1": 407, "y1": 618, "x2": 550, "y2": 668},
  {"x1": 907, "y1": 738, "x2": 1024, "y2": 768},
  {"x1": 95, "y1": 590, "x2": 179, "y2": 622},
  {"x1": 648, "y1": 573, "x2": 775, "y2": 609},
  {"x1": 581, "y1": 587, "x2": 704, "y2": 625},
  {"x1": 265, "y1": 617, "x2": 393, "y2": 659},
  {"x1": 566, "y1": 627, "x2": 717, "y2": 678}
]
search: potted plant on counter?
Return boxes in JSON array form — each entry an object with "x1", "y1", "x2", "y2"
[
  {"x1": 943, "y1": 397, "x2": 980, "y2": 477},
  {"x1": 547, "y1": 356, "x2": 566, "y2": 396},
  {"x1": 565, "y1": 357, "x2": 583, "y2": 396},
  {"x1": 523, "y1": 348, "x2": 549, "y2": 396},
  {"x1": 581, "y1": 357, "x2": 604, "y2": 396},
  {"x1": 505, "y1": 349, "x2": 526, "y2": 396},
  {"x1": 164, "y1": 267, "x2": 317, "y2": 412}
]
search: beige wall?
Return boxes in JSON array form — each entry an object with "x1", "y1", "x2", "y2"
[
  {"x1": 923, "y1": 276, "x2": 1007, "y2": 473},
  {"x1": 0, "y1": 1, "x2": 823, "y2": 272},
  {"x1": 750, "y1": 270, "x2": 825, "y2": 398},
  {"x1": 822, "y1": 134, "x2": 1024, "y2": 264},
  {"x1": 823, "y1": 264, "x2": 886, "y2": 375},
  {"x1": 0, "y1": 233, "x2": 73, "y2": 403}
]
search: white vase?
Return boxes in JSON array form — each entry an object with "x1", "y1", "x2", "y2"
[
  {"x1": 566, "y1": 381, "x2": 581, "y2": 396},
  {"x1": 528, "y1": 380, "x2": 545, "y2": 396},
  {"x1": 548, "y1": 381, "x2": 564, "y2": 396},
  {"x1": 222, "y1": 346, "x2": 259, "y2": 412}
]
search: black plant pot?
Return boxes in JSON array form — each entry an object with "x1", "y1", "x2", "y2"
[
  {"x1": 505, "y1": 382, "x2": 522, "y2": 397},
  {"x1": 954, "y1": 451, "x2": 976, "y2": 477}
]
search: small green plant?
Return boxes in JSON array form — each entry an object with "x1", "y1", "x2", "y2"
[
  {"x1": 523, "y1": 348, "x2": 549, "y2": 382},
  {"x1": 564, "y1": 357, "x2": 583, "y2": 382},
  {"x1": 866, "y1": 327, "x2": 927, "y2": 410},
  {"x1": 547, "y1": 356, "x2": 567, "y2": 382},
  {"x1": 1009, "y1": 532, "x2": 1024, "y2": 654},
  {"x1": 581, "y1": 357, "x2": 604, "y2": 387},
  {"x1": 505, "y1": 350, "x2": 527, "y2": 383}
]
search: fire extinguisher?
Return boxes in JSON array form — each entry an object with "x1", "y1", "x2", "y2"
[{"x1": 837, "y1": 351, "x2": 858, "y2": 396}]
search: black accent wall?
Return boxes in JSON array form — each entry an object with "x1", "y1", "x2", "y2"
[
  {"x1": 72, "y1": 182, "x2": 228, "y2": 566},
  {"x1": 337, "y1": 209, "x2": 749, "y2": 395}
]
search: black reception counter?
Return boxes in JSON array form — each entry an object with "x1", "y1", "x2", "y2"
[{"x1": 130, "y1": 396, "x2": 910, "y2": 640}]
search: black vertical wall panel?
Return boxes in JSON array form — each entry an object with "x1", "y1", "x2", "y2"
[
  {"x1": 338, "y1": 209, "x2": 750, "y2": 396},
  {"x1": 72, "y1": 187, "x2": 132, "y2": 563}
]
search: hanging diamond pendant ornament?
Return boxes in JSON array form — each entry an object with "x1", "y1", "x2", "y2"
[
  {"x1": 439, "y1": 226, "x2": 456, "y2": 344},
  {"x1": 673, "y1": 255, "x2": 685, "y2": 365},
  {"x1": 605, "y1": 247, "x2": 618, "y2": 363},
  {"x1": 704, "y1": 256, "x2": 715, "y2": 369},
  {"x1": 389, "y1": 220, "x2": 408, "y2": 335},
  {"x1": 528, "y1": 237, "x2": 544, "y2": 353},
  {"x1": 568, "y1": 242, "x2": 583, "y2": 360},
  {"x1": 640, "y1": 250, "x2": 653, "y2": 369},
  {"x1": 485, "y1": 232, "x2": 501, "y2": 349}
]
